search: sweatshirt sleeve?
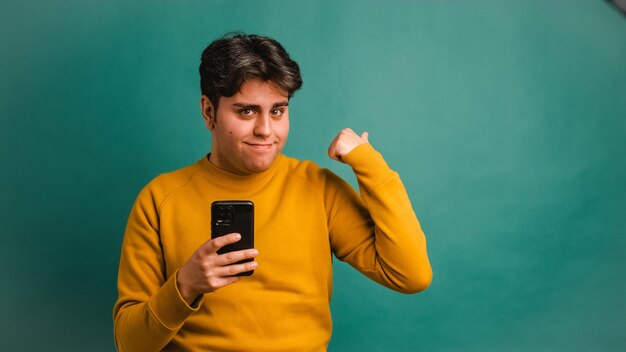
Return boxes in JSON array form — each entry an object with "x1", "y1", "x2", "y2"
[
  {"x1": 113, "y1": 185, "x2": 200, "y2": 352},
  {"x1": 326, "y1": 143, "x2": 432, "y2": 294}
]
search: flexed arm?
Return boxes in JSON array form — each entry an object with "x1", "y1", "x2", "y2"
[{"x1": 326, "y1": 129, "x2": 432, "y2": 293}]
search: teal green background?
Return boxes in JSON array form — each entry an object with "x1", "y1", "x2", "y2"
[{"x1": 2, "y1": 1, "x2": 625, "y2": 350}]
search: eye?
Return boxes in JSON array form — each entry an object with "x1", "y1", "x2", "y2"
[
  {"x1": 239, "y1": 108, "x2": 254, "y2": 117},
  {"x1": 271, "y1": 108, "x2": 284, "y2": 117}
]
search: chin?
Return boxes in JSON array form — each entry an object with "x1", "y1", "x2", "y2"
[{"x1": 246, "y1": 156, "x2": 277, "y2": 173}]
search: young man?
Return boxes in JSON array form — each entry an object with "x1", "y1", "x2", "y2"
[{"x1": 113, "y1": 34, "x2": 432, "y2": 352}]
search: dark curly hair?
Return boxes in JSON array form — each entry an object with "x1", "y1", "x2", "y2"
[{"x1": 199, "y1": 33, "x2": 303, "y2": 111}]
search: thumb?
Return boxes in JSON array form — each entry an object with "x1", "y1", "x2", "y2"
[{"x1": 361, "y1": 131, "x2": 370, "y2": 144}]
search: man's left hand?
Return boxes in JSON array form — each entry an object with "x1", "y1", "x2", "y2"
[{"x1": 328, "y1": 128, "x2": 370, "y2": 163}]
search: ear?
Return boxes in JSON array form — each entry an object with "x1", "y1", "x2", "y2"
[{"x1": 200, "y1": 95, "x2": 216, "y2": 130}]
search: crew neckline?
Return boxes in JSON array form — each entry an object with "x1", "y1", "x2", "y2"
[{"x1": 198, "y1": 153, "x2": 285, "y2": 185}]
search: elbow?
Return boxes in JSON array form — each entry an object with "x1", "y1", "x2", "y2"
[
  {"x1": 113, "y1": 313, "x2": 126, "y2": 352},
  {"x1": 397, "y1": 267, "x2": 433, "y2": 294}
]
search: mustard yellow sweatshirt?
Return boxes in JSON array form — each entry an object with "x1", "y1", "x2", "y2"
[{"x1": 113, "y1": 144, "x2": 432, "y2": 351}]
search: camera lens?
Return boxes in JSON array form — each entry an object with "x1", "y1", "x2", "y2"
[{"x1": 216, "y1": 205, "x2": 234, "y2": 224}]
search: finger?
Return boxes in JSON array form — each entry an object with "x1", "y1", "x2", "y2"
[
  {"x1": 329, "y1": 128, "x2": 355, "y2": 162},
  {"x1": 222, "y1": 276, "x2": 241, "y2": 286},
  {"x1": 328, "y1": 136, "x2": 341, "y2": 161},
  {"x1": 220, "y1": 261, "x2": 259, "y2": 277},
  {"x1": 328, "y1": 144, "x2": 341, "y2": 161},
  {"x1": 217, "y1": 248, "x2": 259, "y2": 266},
  {"x1": 327, "y1": 133, "x2": 340, "y2": 156},
  {"x1": 328, "y1": 146, "x2": 343, "y2": 162},
  {"x1": 361, "y1": 131, "x2": 369, "y2": 144},
  {"x1": 206, "y1": 233, "x2": 241, "y2": 253},
  {"x1": 211, "y1": 276, "x2": 241, "y2": 290}
]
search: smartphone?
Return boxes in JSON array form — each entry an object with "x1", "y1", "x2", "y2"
[{"x1": 211, "y1": 200, "x2": 255, "y2": 276}]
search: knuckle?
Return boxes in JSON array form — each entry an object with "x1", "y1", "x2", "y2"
[
  {"x1": 206, "y1": 242, "x2": 217, "y2": 254},
  {"x1": 203, "y1": 264, "x2": 215, "y2": 276},
  {"x1": 214, "y1": 237, "x2": 225, "y2": 247}
]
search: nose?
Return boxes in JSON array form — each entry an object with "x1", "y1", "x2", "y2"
[{"x1": 253, "y1": 114, "x2": 272, "y2": 138}]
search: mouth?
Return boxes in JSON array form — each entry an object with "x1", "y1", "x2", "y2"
[{"x1": 244, "y1": 142, "x2": 275, "y2": 149}]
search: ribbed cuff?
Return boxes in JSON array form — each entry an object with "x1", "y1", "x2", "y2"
[
  {"x1": 342, "y1": 143, "x2": 396, "y2": 194},
  {"x1": 148, "y1": 270, "x2": 200, "y2": 330}
]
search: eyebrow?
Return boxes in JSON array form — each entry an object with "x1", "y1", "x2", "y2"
[{"x1": 232, "y1": 101, "x2": 289, "y2": 110}]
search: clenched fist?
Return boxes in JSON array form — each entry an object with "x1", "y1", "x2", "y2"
[{"x1": 328, "y1": 128, "x2": 370, "y2": 163}]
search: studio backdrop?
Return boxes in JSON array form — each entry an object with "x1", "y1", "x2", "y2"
[{"x1": 1, "y1": 0, "x2": 625, "y2": 351}]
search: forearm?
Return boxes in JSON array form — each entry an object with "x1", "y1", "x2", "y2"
[
  {"x1": 114, "y1": 271, "x2": 198, "y2": 351},
  {"x1": 360, "y1": 173, "x2": 432, "y2": 293},
  {"x1": 114, "y1": 188, "x2": 198, "y2": 352},
  {"x1": 340, "y1": 144, "x2": 432, "y2": 293},
  {"x1": 114, "y1": 302, "x2": 177, "y2": 352}
]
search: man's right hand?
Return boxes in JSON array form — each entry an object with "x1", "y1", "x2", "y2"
[{"x1": 176, "y1": 233, "x2": 259, "y2": 306}]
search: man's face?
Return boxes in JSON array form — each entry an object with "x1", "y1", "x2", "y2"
[{"x1": 202, "y1": 79, "x2": 290, "y2": 175}]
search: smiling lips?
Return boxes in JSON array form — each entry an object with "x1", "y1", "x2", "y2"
[{"x1": 245, "y1": 142, "x2": 275, "y2": 149}]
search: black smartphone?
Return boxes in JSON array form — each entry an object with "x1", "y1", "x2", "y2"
[{"x1": 211, "y1": 200, "x2": 255, "y2": 276}]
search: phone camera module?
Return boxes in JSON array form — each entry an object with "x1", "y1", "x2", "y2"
[{"x1": 216, "y1": 205, "x2": 234, "y2": 225}]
